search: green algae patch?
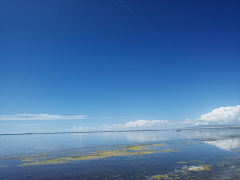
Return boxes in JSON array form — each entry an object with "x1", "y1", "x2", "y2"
[
  {"x1": 152, "y1": 174, "x2": 174, "y2": 179},
  {"x1": 189, "y1": 160, "x2": 204, "y2": 163},
  {"x1": 181, "y1": 170, "x2": 189, "y2": 174},
  {"x1": 161, "y1": 175, "x2": 173, "y2": 179},
  {"x1": 151, "y1": 143, "x2": 167, "y2": 146},
  {"x1": 176, "y1": 161, "x2": 188, "y2": 163},
  {"x1": 19, "y1": 144, "x2": 178, "y2": 166},
  {"x1": 183, "y1": 164, "x2": 212, "y2": 171},
  {"x1": 152, "y1": 175, "x2": 164, "y2": 179},
  {"x1": 22, "y1": 157, "x2": 36, "y2": 162},
  {"x1": 159, "y1": 149, "x2": 178, "y2": 153},
  {"x1": 199, "y1": 164, "x2": 212, "y2": 171},
  {"x1": 123, "y1": 145, "x2": 150, "y2": 151},
  {"x1": 21, "y1": 159, "x2": 66, "y2": 166}
]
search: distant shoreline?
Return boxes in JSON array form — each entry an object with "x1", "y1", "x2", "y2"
[{"x1": 1, "y1": 126, "x2": 239, "y2": 136}]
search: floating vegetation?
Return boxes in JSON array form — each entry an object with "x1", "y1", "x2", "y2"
[
  {"x1": 122, "y1": 145, "x2": 150, "y2": 151},
  {"x1": 151, "y1": 144, "x2": 167, "y2": 146},
  {"x1": 183, "y1": 164, "x2": 212, "y2": 171},
  {"x1": 20, "y1": 144, "x2": 178, "y2": 166},
  {"x1": 21, "y1": 159, "x2": 65, "y2": 166},
  {"x1": 151, "y1": 174, "x2": 178, "y2": 180},
  {"x1": 199, "y1": 164, "x2": 212, "y2": 171},
  {"x1": 150, "y1": 161, "x2": 219, "y2": 180},
  {"x1": 22, "y1": 157, "x2": 36, "y2": 162},
  {"x1": 150, "y1": 162, "x2": 215, "y2": 180},
  {"x1": 183, "y1": 165, "x2": 204, "y2": 171},
  {"x1": 152, "y1": 174, "x2": 164, "y2": 179},
  {"x1": 181, "y1": 170, "x2": 190, "y2": 174},
  {"x1": 176, "y1": 161, "x2": 188, "y2": 163}
]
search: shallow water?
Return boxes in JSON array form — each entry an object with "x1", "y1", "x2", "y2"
[{"x1": 0, "y1": 128, "x2": 240, "y2": 179}]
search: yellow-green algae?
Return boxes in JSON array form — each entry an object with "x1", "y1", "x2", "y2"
[
  {"x1": 199, "y1": 164, "x2": 212, "y2": 171},
  {"x1": 152, "y1": 174, "x2": 174, "y2": 179},
  {"x1": 181, "y1": 170, "x2": 190, "y2": 174},
  {"x1": 152, "y1": 175, "x2": 164, "y2": 179},
  {"x1": 22, "y1": 157, "x2": 36, "y2": 162},
  {"x1": 189, "y1": 160, "x2": 204, "y2": 163},
  {"x1": 21, "y1": 159, "x2": 65, "y2": 166},
  {"x1": 150, "y1": 159, "x2": 222, "y2": 180},
  {"x1": 176, "y1": 161, "x2": 188, "y2": 163},
  {"x1": 20, "y1": 144, "x2": 177, "y2": 166},
  {"x1": 122, "y1": 145, "x2": 150, "y2": 151},
  {"x1": 150, "y1": 143, "x2": 167, "y2": 146}
]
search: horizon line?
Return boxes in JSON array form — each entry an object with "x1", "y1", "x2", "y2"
[{"x1": 1, "y1": 126, "x2": 239, "y2": 136}]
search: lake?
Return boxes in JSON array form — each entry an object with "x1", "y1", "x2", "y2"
[{"x1": 0, "y1": 127, "x2": 240, "y2": 179}]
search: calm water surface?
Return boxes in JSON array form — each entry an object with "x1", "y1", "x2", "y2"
[{"x1": 0, "y1": 128, "x2": 240, "y2": 179}]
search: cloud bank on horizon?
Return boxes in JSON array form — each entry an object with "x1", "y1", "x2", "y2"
[
  {"x1": 1, "y1": 105, "x2": 239, "y2": 131},
  {"x1": 73, "y1": 105, "x2": 240, "y2": 131}
]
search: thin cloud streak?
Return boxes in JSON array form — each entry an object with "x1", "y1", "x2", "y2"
[
  {"x1": 0, "y1": 113, "x2": 88, "y2": 120},
  {"x1": 0, "y1": 124, "x2": 48, "y2": 126},
  {"x1": 117, "y1": 0, "x2": 144, "y2": 23}
]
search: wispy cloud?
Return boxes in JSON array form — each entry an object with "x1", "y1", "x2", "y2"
[
  {"x1": 0, "y1": 113, "x2": 88, "y2": 120},
  {"x1": 0, "y1": 124, "x2": 48, "y2": 126},
  {"x1": 117, "y1": 0, "x2": 142, "y2": 22},
  {"x1": 71, "y1": 105, "x2": 240, "y2": 131}
]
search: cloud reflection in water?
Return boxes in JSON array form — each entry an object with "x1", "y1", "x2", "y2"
[{"x1": 204, "y1": 138, "x2": 240, "y2": 151}]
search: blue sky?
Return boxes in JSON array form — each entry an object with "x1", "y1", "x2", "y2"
[{"x1": 1, "y1": 0, "x2": 240, "y2": 133}]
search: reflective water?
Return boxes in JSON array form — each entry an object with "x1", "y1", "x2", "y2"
[{"x1": 0, "y1": 128, "x2": 240, "y2": 179}]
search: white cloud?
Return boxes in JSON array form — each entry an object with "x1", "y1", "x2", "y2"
[
  {"x1": 0, "y1": 113, "x2": 88, "y2": 120},
  {"x1": 198, "y1": 105, "x2": 240, "y2": 123},
  {"x1": 99, "y1": 120, "x2": 170, "y2": 130},
  {"x1": 69, "y1": 120, "x2": 171, "y2": 132},
  {"x1": 71, "y1": 105, "x2": 240, "y2": 131},
  {"x1": 125, "y1": 120, "x2": 169, "y2": 127},
  {"x1": 71, "y1": 126, "x2": 92, "y2": 131},
  {"x1": 183, "y1": 105, "x2": 240, "y2": 126}
]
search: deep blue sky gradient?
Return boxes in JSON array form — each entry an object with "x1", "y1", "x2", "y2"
[{"x1": 1, "y1": 0, "x2": 239, "y2": 132}]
